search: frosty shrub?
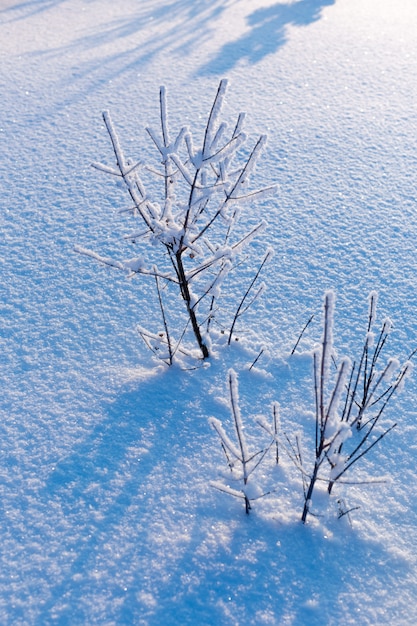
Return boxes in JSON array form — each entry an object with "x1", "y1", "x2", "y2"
[
  {"x1": 76, "y1": 80, "x2": 276, "y2": 364},
  {"x1": 209, "y1": 369, "x2": 279, "y2": 514},
  {"x1": 208, "y1": 293, "x2": 411, "y2": 525},
  {"x1": 298, "y1": 291, "x2": 412, "y2": 524}
]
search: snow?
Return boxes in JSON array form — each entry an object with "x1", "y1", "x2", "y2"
[{"x1": 2, "y1": 0, "x2": 417, "y2": 624}]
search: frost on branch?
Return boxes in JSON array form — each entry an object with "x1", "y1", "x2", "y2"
[
  {"x1": 295, "y1": 291, "x2": 413, "y2": 524},
  {"x1": 77, "y1": 80, "x2": 276, "y2": 364},
  {"x1": 210, "y1": 369, "x2": 279, "y2": 514}
]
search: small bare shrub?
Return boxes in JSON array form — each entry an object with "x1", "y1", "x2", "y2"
[
  {"x1": 299, "y1": 291, "x2": 412, "y2": 523},
  {"x1": 76, "y1": 80, "x2": 276, "y2": 365},
  {"x1": 209, "y1": 369, "x2": 279, "y2": 514}
]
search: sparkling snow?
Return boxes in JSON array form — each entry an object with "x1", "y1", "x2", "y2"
[{"x1": 2, "y1": 0, "x2": 417, "y2": 624}]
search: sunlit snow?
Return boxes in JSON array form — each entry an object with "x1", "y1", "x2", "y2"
[{"x1": 2, "y1": 0, "x2": 417, "y2": 624}]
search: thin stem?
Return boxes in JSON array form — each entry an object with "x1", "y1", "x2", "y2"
[
  {"x1": 249, "y1": 348, "x2": 264, "y2": 371},
  {"x1": 229, "y1": 370, "x2": 248, "y2": 485},
  {"x1": 290, "y1": 315, "x2": 314, "y2": 355},
  {"x1": 228, "y1": 250, "x2": 271, "y2": 344},
  {"x1": 154, "y1": 271, "x2": 173, "y2": 365},
  {"x1": 319, "y1": 293, "x2": 333, "y2": 430},
  {"x1": 273, "y1": 403, "x2": 279, "y2": 465},
  {"x1": 301, "y1": 461, "x2": 320, "y2": 523}
]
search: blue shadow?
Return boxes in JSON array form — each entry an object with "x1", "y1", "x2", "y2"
[{"x1": 199, "y1": 0, "x2": 336, "y2": 75}]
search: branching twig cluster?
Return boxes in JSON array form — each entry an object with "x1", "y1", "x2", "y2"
[
  {"x1": 75, "y1": 80, "x2": 411, "y2": 527},
  {"x1": 76, "y1": 80, "x2": 276, "y2": 364},
  {"x1": 299, "y1": 291, "x2": 412, "y2": 523},
  {"x1": 210, "y1": 292, "x2": 412, "y2": 526},
  {"x1": 209, "y1": 369, "x2": 279, "y2": 514}
]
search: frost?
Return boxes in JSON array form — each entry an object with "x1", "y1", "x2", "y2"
[
  {"x1": 209, "y1": 370, "x2": 278, "y2": 514},
  {"x1": 74, "y1": 245, "x2": 124, "y2": 270},
  {"x1": 381, "y1": 317, "x2": 393, "y2": 334},
  {"x1": 395, "y1": 360, "x2": 413, "y2": 394},
  {"x1": 79, "y1": 81, "x2": 275, "y2": 363},
  {"x1": 123, "y1": 256, "x2": 146, "y2": 274},
  {"x1": 4, "y1": 3, "x2": 417, "y2": 625},
  {"x1": 210, "y1": 480, "x2": 245, "y2": 500},
  {"x1": 209, "y1": 417, "x2": 241, "y2": 461}
]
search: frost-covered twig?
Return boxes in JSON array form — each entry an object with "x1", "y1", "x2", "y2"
[
  {"x1": 210, "y1": 369, "x2": 277, "y2": 514},
  {"x1": 77, "y1": 81, "x2": 276, "y2": 363},
  {"x1": 301, "y1": 292, "x2": 351, "y2": 523},
  {"x1": 326, "y1": 293, "x2": 412, "y2": 495}
]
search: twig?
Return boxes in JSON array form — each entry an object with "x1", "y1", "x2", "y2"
[
  {"x1": 290, "y1": 314, "x2": 314, "y2": 355},
  {"x1": 249, "y1": 348, "x2": 264, "y2": 371},
  {"x1": 228, "y1": 249, "x2": 272, "y2": 344},
  {"x1": 154, "y1": 271, "x2": 173, "y2": 365}
]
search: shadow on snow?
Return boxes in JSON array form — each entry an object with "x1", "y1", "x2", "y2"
[
  {"x1": 199, "y1": 0, "x2": 336, "y2": 75},
  {"x1": 31, "y1": 355, "x2": 414, "y2": 624}
]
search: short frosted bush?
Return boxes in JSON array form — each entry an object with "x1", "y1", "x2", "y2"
[{"x1": 76, "y1": 80, "x2": 276, "y2": 365}]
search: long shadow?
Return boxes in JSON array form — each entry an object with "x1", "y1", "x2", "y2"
[
  {"x1": 5, "y1": 0, "x2": 234, "y2": 117},
  {"x1": 2, "y1": 0, "x2": 335, "y2": 119},
  {"x1": 33, "y1": 352, "x2": 416, "y2": 624},
  {"x1": 0, "y1": 0, "x2": 69, "y2": 21},
  {"x1": 199, "y1": 0, "x2": 336, "y2": 76},
  {"x1": 140, "y1": 514, "x2": 414, "y2": 625},
  {"x1": 9, "y1": 0, "x2": 230, "y2": 62},
  {"x1": 34, "y1": 363, "x2": 225, "y2": 624},
  {"x1": 44, "y1": 0, "x2": 228, "y2": 51}
]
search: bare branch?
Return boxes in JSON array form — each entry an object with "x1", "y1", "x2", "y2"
[{"x1": 228, "y1": 249, "x2": 272, "y2": 344}]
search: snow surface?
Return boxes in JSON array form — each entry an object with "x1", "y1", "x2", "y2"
[{"x1": 2, "y1": 0, "x2": 417, "y2": 624}]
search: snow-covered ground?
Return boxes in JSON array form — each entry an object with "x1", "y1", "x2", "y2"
[{"x1": 2, "y1": 0, "x2": 417, "y2": 624}]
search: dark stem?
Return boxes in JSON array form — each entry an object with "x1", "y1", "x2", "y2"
[
  {"x1": 273, "y1": 404, "x2": 279, "y2": 465},
  {"x1": 175, "y1": 251, "x2": 209, "y2": 359},
  {"x1": 301, "y1": 461, "x2": 320, "y2": 523},
  {"x1": 154, "y1": 272, "x2": 173, "y2": 365},
  {"x1": 290, "y1": 314, "x2": 314, "y2": 356},
  {"x1": 228, "y1": 250, "x2": 271, "y2": 344}
]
